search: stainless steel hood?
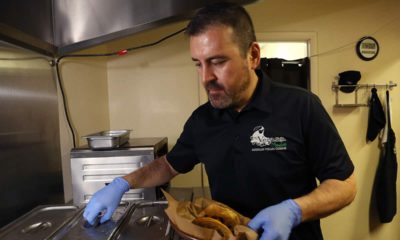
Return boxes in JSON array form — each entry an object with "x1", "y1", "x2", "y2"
[
  {"x1": 0, "y1": 0, "x2": 259, "y2": 56},
  {"x1": 0, "y1": 0, "x2": 55, "y2": 56}
]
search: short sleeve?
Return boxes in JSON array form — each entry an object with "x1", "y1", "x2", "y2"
[
  {"x1": 166, "y1": 112, "x2": 200, "y2": 173},
  {"x1": 305, "y1": 94, "x2": 354, "y2": 182}
]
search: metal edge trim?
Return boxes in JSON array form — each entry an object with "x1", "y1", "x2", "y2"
[{"x1": 0, "y1": 23, "x2": 56, "y2": 57}]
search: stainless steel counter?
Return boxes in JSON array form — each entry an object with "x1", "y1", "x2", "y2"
[{"x1": 0, "y1": 187, "x2": 209, "y2": 240}]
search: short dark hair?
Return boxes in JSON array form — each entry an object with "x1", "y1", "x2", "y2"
[{"x1": 186, "y1": 2, "x2": 256, "y2": 57}]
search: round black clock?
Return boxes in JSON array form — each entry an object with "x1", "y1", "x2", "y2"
[{"x1": 356, "y1": 36, "x2": 379, "y2": 61}]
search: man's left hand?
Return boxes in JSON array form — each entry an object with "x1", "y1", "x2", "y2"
[{"x1": 248, "y1": 199, "x2": 302, "y2": 240}]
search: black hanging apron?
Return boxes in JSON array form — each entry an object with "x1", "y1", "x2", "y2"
[
  {"x1": 366, "y1": 88, "x2": 386, "y2": 142},
  {"x1": 375, "y1": 90, "x2": 398, "y2": 223}
]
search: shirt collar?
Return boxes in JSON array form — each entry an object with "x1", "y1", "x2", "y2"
[{"x1": 242, "y1": 69, "x2": 272, "y2": 113}]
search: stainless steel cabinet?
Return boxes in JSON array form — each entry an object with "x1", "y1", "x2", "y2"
[{"x1": 70, "y1": 137, "x2": 168, "y2": 206}]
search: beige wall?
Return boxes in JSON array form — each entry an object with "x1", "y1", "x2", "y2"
[
  {"x1": 247, "y1": 0, "x2": 400, "y2": 239},
  {"x1": 105, "y1": 22, "x2": 208, "y2": 187},
  {"x1": 57, "y1": 57, "x2": 109, "y2": 202},
  {"x1": 57, "y1": 0, "x2": 400, "y2": 239}
]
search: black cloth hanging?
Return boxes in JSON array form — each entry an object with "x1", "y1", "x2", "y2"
[
  {"x1": 259, "y1": 57, "x2": 310, "y2": 90},
  {"x1": 374, "y1": 90, "x2": 397, "y2": 223},
  {"x1": 338, "y1": 70, "x2": 361, "y2": 93},
  {"x1": 366, "y1": 88, "x2": 386, "y2": 142}
]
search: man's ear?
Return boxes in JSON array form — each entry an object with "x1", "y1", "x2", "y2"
[{"x1": 248, "y1": 42, "x2": 261, "y2": 70}]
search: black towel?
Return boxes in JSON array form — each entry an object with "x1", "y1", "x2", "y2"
[
  {"x1": 366, "y1": 88, "x2": 386, "y2": 142},
  {"x1": 375, "y1": 90, "x2": 397, "y2": 223}
]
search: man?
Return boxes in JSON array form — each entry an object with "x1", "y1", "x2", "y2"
[{"x1": 84, "y1": 2, "x2": 356, "y2": 239}]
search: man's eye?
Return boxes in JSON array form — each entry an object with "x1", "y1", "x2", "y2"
[
  {"x1": 194, "y1": 62, "x2": 201, "y2": 68},
  {"x1": 212, "y1": 59, "x2": 226, "y2": 65}
]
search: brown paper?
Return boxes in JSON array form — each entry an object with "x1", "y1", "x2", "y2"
[{"x1": 163, "y1": 189, "x2": 258, "y2": 240}]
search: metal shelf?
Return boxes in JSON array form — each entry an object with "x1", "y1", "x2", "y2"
[
  {"x1": 332, "y1": 81, "x2": 397, "y2": 108},
  {"x1": 334, "y1": 103, "x2": 369, "y2": 108}
]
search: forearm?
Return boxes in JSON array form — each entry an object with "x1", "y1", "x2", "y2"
[
  {"x1": 122, "y1": 155, "x2": 178, "y2": 189},
  {"x1": 294, "y1": 173, "x2": 357, "y2": 222}
]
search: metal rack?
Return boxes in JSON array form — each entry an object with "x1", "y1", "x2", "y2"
[{"x1": 332, "y1": 81, "x2": 397, "y2": 107}]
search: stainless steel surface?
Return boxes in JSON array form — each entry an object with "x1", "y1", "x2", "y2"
[
  {"x1": 109, "y1": 201, "x2": 171, "y2": 240},
  {"x1": 71, "y1": 155, "x2": 156, "y2": 205},
  {"x1": 53, "y1": 0, "x2": 259, "y2": 54},
  {"x1": 51, "y1": 202, "x2": 131, "y2": 240},
  {"x1": 1, "y1": 0, "x2": 258, "y2": 55},
  {"x1": 0, "y1": 189, "x2": 195, "y2": 240},
  {"x1": 0, "y1": 0, "x2": 55, "y2": 56},
  {"x1": 71, "y1": 138, "x2": 168, "y2": 205},
  {"x1": 0, "y1": 205, "x2": 79, "y2": 240},
  {"x1": 0, "y1": 40, "x2": 64, "y2": 227},
  {"x1": 75, "y1": 137, "x2": 169, "y2": 155},
  {"x1": 83, "y1": 130, "x2": 131, "y2": 149}
]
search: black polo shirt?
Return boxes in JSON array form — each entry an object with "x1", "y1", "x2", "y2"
[{"x1": 167, "y1": 70, "x2": 354, "y2": 240}]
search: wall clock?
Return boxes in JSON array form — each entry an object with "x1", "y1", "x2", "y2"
[{"x1": 356, "y1": 36, "x2": 379, "y2": 61}]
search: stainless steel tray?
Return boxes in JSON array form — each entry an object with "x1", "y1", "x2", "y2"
[
  {"x1": 83, "y1": 130, "x2": 131, "y2": 149},
  {"x1": 0, "y1": 205, "x2": 79, "y2": 240},
  {"x1": 50, "y1": 202, "x2": 132, "y2": 240},
  {"x1": 109, "y1": 201, "x2": 171, "y2": 240}
]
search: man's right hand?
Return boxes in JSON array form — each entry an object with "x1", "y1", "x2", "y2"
[
  {"x1": 248, "y1": 199, "x2": 302, "y2": 240},
  {"x1": 83, "y1": 177, "x2": 130, "y2": 225}
]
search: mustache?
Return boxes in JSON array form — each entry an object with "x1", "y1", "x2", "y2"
[{"x1": 205, "y1": 81, "x2": 224, "y2": 91}]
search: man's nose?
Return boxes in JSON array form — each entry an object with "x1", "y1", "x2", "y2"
[{"x1": 201, "y1": 65, "x2": 215, "y2": 84}]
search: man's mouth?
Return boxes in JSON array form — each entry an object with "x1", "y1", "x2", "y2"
[
  {"x1": 206, "y1": 81, "x2": 224, "y2": 94},
  {"x1": 208, "y1": 88, "x2": 223, "y2": 94}
]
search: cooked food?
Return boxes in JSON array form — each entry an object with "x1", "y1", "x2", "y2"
[
  {"x1": 199, "y1": 203, "x2": 241, "y2": 231},
  {"x1": 174, "y1": 197, "x2": 257, "y2": 240},
  {"x1": 192, "y1": 216, "x2": 233, "y2": 240},
  {"x1": 234, "y1": 225, "x2": 258, "y2": 240},
  {"x1": 236, "y1": 232, "x2": 248, "y2": 240}
]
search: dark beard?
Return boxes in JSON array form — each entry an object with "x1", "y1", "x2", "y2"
[{"x1": 207, "y1": 72, "x2": 251, "y2": 110}]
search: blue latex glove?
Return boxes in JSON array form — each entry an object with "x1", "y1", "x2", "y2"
[
  {"x1": 248, "y1": 199, "x2": 302, "y2": 240},
  {"x1": 83, "y1": 177, "x2": 130, "y2": 225}
]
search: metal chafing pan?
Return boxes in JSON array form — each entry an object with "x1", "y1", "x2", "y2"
[
  {"x1": 50, "y1": 202, "x2": 132, "y2": 240},
  {"x1": 0, "y1": 205, "x2": 79, "y2": 240},
  {"x1": 109, "y1": 201, "x2": 171, "y2": 240},
  {"x1": 82, "y1": 130, "x2": 131, "y2": 150}
]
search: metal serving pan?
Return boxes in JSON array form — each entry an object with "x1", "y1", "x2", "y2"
[
  {"x1": 50, "y1": 202, "x2": 132, "y2": 240},
  {"x1": 83, "y1": 130, "x2": 131, "y2": 149},
  {"x1": 109, "y1": 201, "x2": 172, "y2": 240},
  {"x1": 0, "y1": 205, "x2": 79, "y2": 240}
]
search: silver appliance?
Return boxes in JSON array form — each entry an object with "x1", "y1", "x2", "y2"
[{"x1": 70, "y1": 137, "x2": 168, "y2": 206}]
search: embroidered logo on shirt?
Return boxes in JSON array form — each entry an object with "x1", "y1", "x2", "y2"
[{"x1": 250, "y1": 126, "x2": 287, "y2": 151}]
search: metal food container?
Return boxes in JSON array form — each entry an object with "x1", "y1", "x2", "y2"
[
  {"x1": 0, "y1": 205, "x2": 79, "y2": 240},
  {"x1": 50, "y1": 202, "x2": 132, "y2": 240},
  {"x1": 109, "y1": 201, "x2": 171, "y2": 240},
  {"x1": 0, "y1": 189, "x2": 196, "y2": 240},
  {"x1": 83, "y1": 130, "x2": 131, "y2": 149}
]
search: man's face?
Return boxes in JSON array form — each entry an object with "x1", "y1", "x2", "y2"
[{"x1": 190, "y1": 25, "x2": 258, "y2": 110}]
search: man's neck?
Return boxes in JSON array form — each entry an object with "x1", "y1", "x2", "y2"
[{"x1": 234, "y1": 71, "x2": 259, "y2": 112}]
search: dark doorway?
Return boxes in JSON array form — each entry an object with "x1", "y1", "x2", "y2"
[{"x1": 259, "y1": 57, "x2": 310, "y2": 90}]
